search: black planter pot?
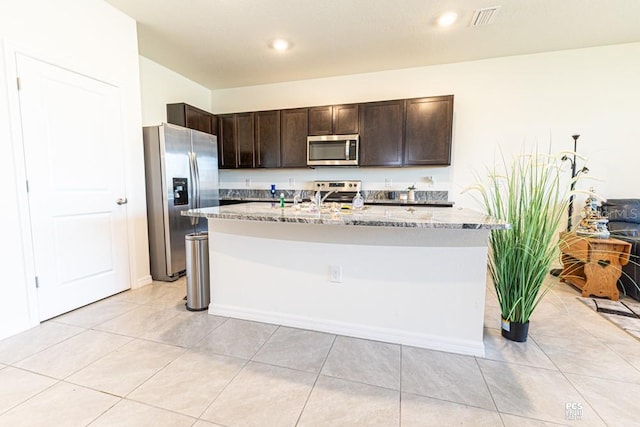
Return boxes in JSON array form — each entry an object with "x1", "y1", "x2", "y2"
[{"x1": 501, "y1": 318, "x2": 530, "y2": 342}]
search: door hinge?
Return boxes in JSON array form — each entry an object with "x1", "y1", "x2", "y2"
[
  {"x1": 16, "y1": 77, "x2": 21, "y2": 91},
  {"x1": 35, "y1": 276, "x2": 39, "y2": 288},
  {"x1": 26, "y1": 180, "x2": 30, "y2": 193}
]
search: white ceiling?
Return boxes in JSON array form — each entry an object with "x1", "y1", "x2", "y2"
[{"x1": 106, "y1": 0, "x2": 640, "y2": 90}]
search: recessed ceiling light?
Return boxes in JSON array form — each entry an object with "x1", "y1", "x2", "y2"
[
  {"x1": 437, "y1": 12, "x2": 458, "y2": 27},
  {"x1": 270, "y1": 39, "x2": 291, "y2": 51}
]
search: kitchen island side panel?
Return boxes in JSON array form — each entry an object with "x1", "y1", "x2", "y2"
[{"x1": 206, "y1": 219, "x2": 489, "y2": 356}]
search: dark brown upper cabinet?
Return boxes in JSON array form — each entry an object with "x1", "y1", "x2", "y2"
[
  {"x1": 236, "y1": 113, "x2": 255, "y2": 168},
  {"x1": 359, "y1": 100, "x2": 404, "y2": 166},
  {"x1": 308, "y1": 104, "x2": 359, "y2": 136},
  {"x1": 255, "y1": 110, "x2": 281, "y2": 168},
  {"x1": 218, "y1": 114, "x2": 237, "y2": 169},
  {"x1": 210, "y1": 114, "x2": 218, "y2": 136},
  {"x1": 208, "y1": 94, "x2": 452, "y2": 169},
  {"x1": 166, "y1": 103, "x2": 214, "y2": 135},
  {"x1": 404, "y1": 96, "x2": 454, "y2": 166},
  {"x1": 333, "y1": 104, "x2": 359, "y2": 134},
  {"x1": 217, "y1": 112, "x2": 255, "y2": 169},
  {"x1": 308, "y1": 106, "x2": 333, "y2": 135},
  {"x1": 281, "y1": 108, "x2": 309, "y2": 168}
]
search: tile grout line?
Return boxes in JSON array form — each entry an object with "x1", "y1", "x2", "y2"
[
  {"x1": 192, "y1": 322, "x2": 280, "y2": 423},
  {"x1": 3, "y1": 324, "x2": 88, "y2": 367},
  {"x1": 184, "y1": 316, "x2": 231, "y2": 351},
  {"x1": 293, "y1": 334, "x2": 338, "y2": 426},
  {"x1": 193, "y1": 354, "x2": 249, "y2": 422},
  {"x1": 121, "y1": 344, "x2": 189, "y2": 400},
  {"x1": 474, "y1": 354, "x2": 506, "y2": 427},
  {"x1": 528, "y1": 333, "x2": 609, "y2": 425},
  {"x1": 398, "y1": 345, "x2": 402, "y2": 427},
  {"x1": 601, "y1": 339, "x2": 640, "y2": 376},
  {"x1": 18, "y1": 333, "x2": 135, "y2": 383},
  {"x1": 83, "y1": 393, "x2": 123, "y2": 427},
  {"x1": 0, "y1": 375, "x2": 62, "y2": 418}
]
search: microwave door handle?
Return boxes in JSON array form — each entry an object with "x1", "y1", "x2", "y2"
[{"x1": 345, "y1": 141, "x2": 350, "y2": 160}]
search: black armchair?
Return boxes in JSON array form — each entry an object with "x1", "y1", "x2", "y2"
[{"x1": 601, "y1": 199, "x2": 640, "y2": 301}]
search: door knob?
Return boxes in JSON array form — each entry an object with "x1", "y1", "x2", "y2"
[{"x1": 116, "y1": 197, "x2": 128, "y2": 205}]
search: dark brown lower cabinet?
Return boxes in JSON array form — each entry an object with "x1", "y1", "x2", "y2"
[
  {"x1": 404, "y1": 96, "x2": 453, "y2": 166},
  {"x1": 255, "y1": 110, "x2": 281, "y2": 168},
  {"x1": 359, "y1": 100, "x2": 404, "y2": 166},
  {"x1": 281, "y1": 108, "x2": 309, "y2": 167}
]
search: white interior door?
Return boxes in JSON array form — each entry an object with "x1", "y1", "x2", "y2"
[{"x1": 16, "y1": 54, "x2": 130, "y2": 321}]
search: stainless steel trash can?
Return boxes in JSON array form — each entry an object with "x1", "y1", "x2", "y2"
[{"x1": 185, "y1": 232, "x2": 210, "y2": 311}]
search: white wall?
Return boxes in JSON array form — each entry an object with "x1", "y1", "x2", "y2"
[
  {"x1": 0, "y1": 0, "x2": 149, "y2": 339},
  {"x1": 211, "y1": 43, "x2": 640, "y2": 208},
  {"x1": 139, "y1": 56, "x2": 212, "y2": 126}
]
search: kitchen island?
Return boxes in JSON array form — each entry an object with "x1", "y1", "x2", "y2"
[{"x1": 183, "y1": 203, "x2": 508, "y2": 356}]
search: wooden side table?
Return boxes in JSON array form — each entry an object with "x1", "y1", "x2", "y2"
[{"x1": 559, "y1": 232, "x2": 631, "y2": 301}]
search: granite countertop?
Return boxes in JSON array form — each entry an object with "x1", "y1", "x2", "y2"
[
  {"x1": 218, "y1": 189, "x2": 454, "y2": 207},
  {"x1": 220, "y1": 197, "x2": 453, "y2": 207},
  {"x1": 183, "y1": 203, "x2": 509, "y2": 230},
  {"x1": 356, "y1": 199, "x2": 453, "y2": 206}
]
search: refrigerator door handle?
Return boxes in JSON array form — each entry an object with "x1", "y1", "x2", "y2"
[
  {"x1": 193, "y1": 152, "x2": 201, "y2": 208},
  {"x1": 193, "y1": 152, "x2": 201, "y2": 225},
  {"x1": 188, "y1": 151, "x2": 198, "y2": 226}
]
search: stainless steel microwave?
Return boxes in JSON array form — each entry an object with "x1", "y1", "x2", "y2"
[{"x1": 307, "y1": 134, "x2": 359, "y2": 166}]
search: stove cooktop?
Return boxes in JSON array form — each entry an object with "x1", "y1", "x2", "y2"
[{"x1": 313, "y1": 180, "x2": 361, "y2": 202}]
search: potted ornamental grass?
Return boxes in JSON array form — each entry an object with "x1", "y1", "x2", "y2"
[{"x1": 467, "y1": 147, "x2": 574, "y2": 341}]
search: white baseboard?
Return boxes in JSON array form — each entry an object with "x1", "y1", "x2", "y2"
[
  {"x1": 134, "y1": 275, "x2": 153, "y2": 289},
  {"x1": 210, "y1": 303, "x2": 485, "y2": 357}
]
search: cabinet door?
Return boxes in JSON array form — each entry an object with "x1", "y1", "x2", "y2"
[
  {"x1": 255, "y1": 110, "x2": 281, "y2": 168},
  {"x1": 404, "y1": 96, "x2": 453, "y2": 166},
  {"x1": 210, "y1": 114, "x2": 218, "y2": 136},
  {"x1": 167, "y1": 103, "x2": 214, "y2": 135},
  {"x1": 218, "y1": 114, "x2": 237, "y2": 169},
  {"x1": 308, "y1": 106, "x2": 333, "y2": 135},
  {"x1": 236, "y1": 113, "x2": 255, "y2": 168},
  {"x1": 281, "y1": 108, "x2": 309, "y2": 167},
  {"x1": 359, "y1": 100, "x2": 404, "y2": 166},
  {"x1": 333, "y1": 104, "x2": 359, "y2": 134},
  {"x1": 185, "y1": 105, "x2": 212, "y2": 134}
]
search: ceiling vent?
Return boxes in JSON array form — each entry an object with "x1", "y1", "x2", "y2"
[{"x1": 471, "y1": 6, "x2": 500, "y2": 26}]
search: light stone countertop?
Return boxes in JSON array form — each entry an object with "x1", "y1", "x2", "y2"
[{"x1": 183, "y1": 202, "x2": 509, "y2": 230}]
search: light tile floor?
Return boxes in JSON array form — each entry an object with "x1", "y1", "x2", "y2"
[{"x1": 1, "y1": 275, "x2": 639, "y2": 426}]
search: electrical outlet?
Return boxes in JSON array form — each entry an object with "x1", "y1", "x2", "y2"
[
  {"x1": 330, "y1": 265, "x2": 343, "y2": 283},
  {"x1": 245, "y1": 178, "x2": 251, "y2": 187},
  {"x1": 424, "y1": 176, "x2": 434, "y2": 184},
  {"x1": 385, "y1": 178, "x2": 392, "y2": 188},
  {"x1": 289, "y1": 178, "x2": 296, "y2": 186}
]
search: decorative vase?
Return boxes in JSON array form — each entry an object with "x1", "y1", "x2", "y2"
[{"x1": 501, "y1": 318, "x2": 529, "y2": 342}]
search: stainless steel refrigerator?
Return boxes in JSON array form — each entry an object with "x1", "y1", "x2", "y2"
[{"x1": 143, "y1": 123, "x2": 219, "y2": 281}]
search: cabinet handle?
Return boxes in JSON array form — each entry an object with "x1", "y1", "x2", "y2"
[{"x1": 116, "y1": 197, "x2": 128, "y2": 205}]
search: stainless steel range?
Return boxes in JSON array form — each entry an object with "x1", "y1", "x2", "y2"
[{"x1": 313, "y1": 180, "x2": 362, "y2": 203}]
